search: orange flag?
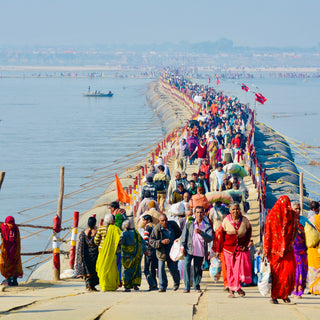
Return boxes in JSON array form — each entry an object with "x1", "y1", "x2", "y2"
[{"x1": 115, "y1": 174, "x2": 132, "y2": 204}]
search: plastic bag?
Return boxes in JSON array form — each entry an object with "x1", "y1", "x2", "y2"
[
  {"x1": 168, "y1": 202, "x2": 185, "y2": 216},
  {"x1": 169, "y1": 238, "x2": 184, "y2": 262},
  {"x1": 209, "y1": 257, "x2": 221, "y2": 282},
  {"x1": 258, "y1": 258, "x2": 271, "y2": 296}
]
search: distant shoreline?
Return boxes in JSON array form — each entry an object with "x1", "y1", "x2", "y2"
[{"x1": 0, "y1": 65, "x2": 319, "y2": 73}]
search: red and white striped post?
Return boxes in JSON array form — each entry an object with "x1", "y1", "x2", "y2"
[
  {"x1": 52, "y1": 214, "x2": 61, "y2": 280},
  {"x1": 53, "y1": 166, "x2": 64, "y2": 281},
  {"x1": 69, "y1": 211, "x2": 79, "y2": 269}
]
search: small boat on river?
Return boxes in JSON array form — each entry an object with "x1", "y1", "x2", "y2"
[{"x1": 83, "y1": 87, "x2": 113, "y2": 97}]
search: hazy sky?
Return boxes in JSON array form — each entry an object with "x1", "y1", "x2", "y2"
[{"x1": 1, "y1": 0, "x2": 319, "y2": 47}]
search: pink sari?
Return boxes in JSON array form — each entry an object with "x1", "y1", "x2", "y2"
[{"x1": 223, "y1": 215, "x2": 252, "y2": 291}]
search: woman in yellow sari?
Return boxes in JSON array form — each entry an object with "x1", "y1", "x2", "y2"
[
  {"x1": 95, "y1": 214, "x2": 122, "y2": 291},
  {"x1": 308, "y1": 213, "x2": 320, "y2": 294}
]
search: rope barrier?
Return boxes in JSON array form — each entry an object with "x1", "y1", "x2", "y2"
[{"x1": 269, "y1": 154, "x2": 320, "y2": 183}]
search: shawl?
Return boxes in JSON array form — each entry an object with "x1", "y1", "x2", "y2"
[
  {"x1": 263, "y1": 195, "x2": 297, "y2": 258},
  {"x1": 0, "y1": 216, "x2": 23, "y2": 278},
  {"x1": 1, "y1": 216, "x2": 19, "y2": 264}
]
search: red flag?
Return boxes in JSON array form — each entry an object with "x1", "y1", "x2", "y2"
[
  {"x1": 115, "y1": 174, "x2": 132, "y2": 204},
  {"x1": 255, "y1": 93, "x2": 267, "y2": 104},
  {"x1": 241, "y1": 83, "x2": 249, "y2": 92},
  {"x1": 216, "y1": 78, "x2": 220, "y2": 85},
  {"x1": 208, "y1": 76, "x2": 211, "y2": 84}
]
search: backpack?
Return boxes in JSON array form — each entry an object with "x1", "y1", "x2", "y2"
[{"x1": 154, "y1": 179, "x2": 166, "y2": 191}]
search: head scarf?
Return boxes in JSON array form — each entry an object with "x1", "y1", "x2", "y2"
[
  {"x1": 1, "y1": 216, "x2": 18, "y2": 243},
  {"x1": 263, "y1": 195, "x2": 297, "y2": 258},
  {"x1": 1, "y1": 216, "x2": 20, "y2": 264}
]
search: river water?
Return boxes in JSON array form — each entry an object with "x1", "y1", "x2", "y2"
[{"x1": 0, "y1": 74, "x2": 164, "y2": 259}]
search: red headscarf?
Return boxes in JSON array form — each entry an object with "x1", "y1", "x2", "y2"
[
  {"x1": 1, "y1": 216, "x2": 19, "y2": 264},
  {"x1": 263, "y1": 196, "x2": 297, "y2": 258}
]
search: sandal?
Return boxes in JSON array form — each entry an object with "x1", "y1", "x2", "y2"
[
  {"x1": 283, "y1": 297, "x2": 291, "y2": 303},
  {"x1": 270, "y1": 299, "x2": 278, "y2": 304},
  {"x1": 237, "y1": 289, "x2": 245, "y2": 297},
  {"x1": 228, "y1": 289, "x2": 235, "y2": 298}
]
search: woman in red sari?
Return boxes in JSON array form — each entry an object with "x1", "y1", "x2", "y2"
[
  {"x1": 216, "y1": 202, "x2": 252, "y2": 298},
  {"x1": 263, "y1": 196, "x2": 297, "y2": 304},
  {"x1": 0, "y1": 216, "x2": 23, "y2": 286}
]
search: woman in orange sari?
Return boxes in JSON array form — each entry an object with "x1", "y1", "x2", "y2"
[
  {"x1": 0, "y1": 216, "x2": 23, "y2": 286},
  {"x1": 263, "y1": 196, "x2": 297, "y2": 304}
]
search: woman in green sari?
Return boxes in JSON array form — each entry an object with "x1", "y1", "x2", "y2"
[{"x1": 121, "y1": 220, "x2": 146, "y2": 292}]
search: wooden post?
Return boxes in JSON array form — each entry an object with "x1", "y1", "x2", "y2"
[
  {"x1": 53, "y1": 166, "x2": 64, "y2": 281},
  {"x1": 69, "y1": 211, "x2": 79, "y2": 269},
  {"x1": 0, "y1": 172, "x2": 5, "y2": 191},
  {"x1": 299, "y1": 172, "x2": 304, "y2": 214}
]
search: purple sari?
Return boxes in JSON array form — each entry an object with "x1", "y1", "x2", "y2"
[{"x1": 292, "y1": 219, "x2": 308, "y2": 296}]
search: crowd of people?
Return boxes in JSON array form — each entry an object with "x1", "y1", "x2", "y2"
[{"x1": 1, "y1": 73, "x2": 319, "y2": 308}]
